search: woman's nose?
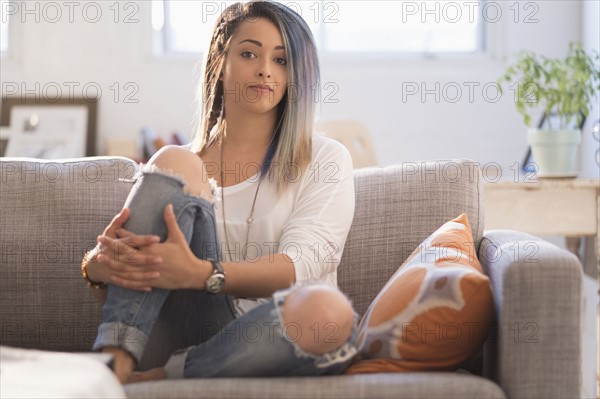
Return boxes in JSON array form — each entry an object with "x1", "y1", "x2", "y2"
[{"x1": 257, "y1": 63, "x2": 272, "y2": 79}]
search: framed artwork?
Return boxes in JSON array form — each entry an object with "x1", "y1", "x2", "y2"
[{"x1": 0, "y1": 97, "x2": 97, "y2": 158}]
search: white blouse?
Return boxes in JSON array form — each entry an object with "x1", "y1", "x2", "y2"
[{"x1": 212, "y1": 134, "x2": 356, "y2": 317}]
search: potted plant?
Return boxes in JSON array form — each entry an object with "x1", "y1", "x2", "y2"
[{"x1": 497, "y1": 42, "x2": 600, "y2": 177}]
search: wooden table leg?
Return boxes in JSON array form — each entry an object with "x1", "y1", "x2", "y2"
[{"x1": 566, "y1": 236, "x2": 582, "y2": 258}]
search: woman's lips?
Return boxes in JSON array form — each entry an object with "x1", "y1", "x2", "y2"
[{"x1": 248, "y1": 84, "x2": 273, "y2": 94}]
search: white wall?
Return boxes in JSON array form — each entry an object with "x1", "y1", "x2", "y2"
[{"x1": 0, "y1": 0, "x2": 586, "y2": 175}]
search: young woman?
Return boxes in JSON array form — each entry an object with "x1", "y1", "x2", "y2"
[{"x1": 83, "y1": 0, "x2": 357, "y2": 383}]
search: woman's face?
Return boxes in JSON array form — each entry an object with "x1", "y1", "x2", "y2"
[{"x1": 221, "y1": 18, "x2": 289, "y2": 116}]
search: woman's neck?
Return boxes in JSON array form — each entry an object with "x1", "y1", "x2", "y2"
[{"x1": 222, "y1": 110, "x2": 277, "y2": 154}]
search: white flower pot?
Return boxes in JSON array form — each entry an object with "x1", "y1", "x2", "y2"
[{"x1": 527, "y1": 128, "x2": 581, "y2": 177}]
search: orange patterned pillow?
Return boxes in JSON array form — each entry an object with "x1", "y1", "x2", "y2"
[{"x1": 345, "y1": 213, "x2": 494, "y2": 374}]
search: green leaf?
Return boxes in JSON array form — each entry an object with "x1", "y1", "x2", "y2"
[{"x1": 498, "y1": 41, "x2": 600, "y2": 130}]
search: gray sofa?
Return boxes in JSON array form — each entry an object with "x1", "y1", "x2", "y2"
[{"x1": 0, "y1": 157, "x2": 582, "y2": 399}]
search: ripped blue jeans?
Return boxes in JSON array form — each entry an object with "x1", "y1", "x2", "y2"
[{"x1": 92, "y1": 168, "x2": 358, "y2": 378}]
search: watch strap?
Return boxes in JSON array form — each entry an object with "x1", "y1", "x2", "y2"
[{"x1": 209, "y1": 259, "x2": 225, "y2": 275}]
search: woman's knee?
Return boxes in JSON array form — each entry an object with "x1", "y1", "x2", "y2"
[
  {"x1": 281, "y1": 285, "x2": 354, "y2": 355},
  {"x1": 147, "y1": 146, "x2": 213, "y2": 202}
]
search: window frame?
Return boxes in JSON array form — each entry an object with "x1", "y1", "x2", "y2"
[
  {"x1": 0, "y1": 11, "x2": 23, "y2": 66},
  {"x1": 150, "y1": 0, "x2": 497, "y2": 61}
]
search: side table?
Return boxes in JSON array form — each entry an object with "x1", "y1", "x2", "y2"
[{"x1": 484, "y1": 178, "x2": 598, "y2": 253}]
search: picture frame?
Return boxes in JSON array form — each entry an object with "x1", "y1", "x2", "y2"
[{"x1": 0, "y1": 97, "x2": 97, "y2": 158}]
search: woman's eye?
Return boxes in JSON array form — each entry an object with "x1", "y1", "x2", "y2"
[
  {"x1": 275, "y1": 58, "x2": 287, "y2": 66},
  {"x1": 241, "y1": 51, "x2": 256, "y2": 59}
]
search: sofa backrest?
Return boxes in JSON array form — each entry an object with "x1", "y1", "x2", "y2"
[
  {"x1": 0, "y1": 157, "x2": 483, "y2": 352},
  {"x1": 0, "y1": 157, "x2": 138, "y2": 352}
]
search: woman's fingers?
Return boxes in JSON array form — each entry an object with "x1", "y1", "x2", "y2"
[
  {"x1": 95, "y1": 209, "x2": 164, "y2": 292},
  {"x1": 97, "y1": 235, "x2": 162, "y2": 265},
  {"x1": 97, "y1": 253, "x2": 160, "y2": 291},
  {"x1": 114, "y1": 229, "x2": 161, "y2": 248},
  {"x1": 101, "y1": 256, "x2": 160, "y2": 280},
  {"x1": 115, "y1": 227, "x2": 134, "y2": 238},
  {"x1": 164, "y1": 204, "x2": 186, "y2": 243},
  {"x1": 97, "y1": 236, "x2": 134, "y2": 262},
  {"x1": 96, "y1": 236, "x2": 163, "y2": 290},
  {"x1": 103, "y1": 208, "x2": 130, "y2": 237}
]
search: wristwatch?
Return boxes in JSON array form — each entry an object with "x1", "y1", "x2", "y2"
[{"x1": 205, "y1": 259, "x2": 226, "y2": 294}]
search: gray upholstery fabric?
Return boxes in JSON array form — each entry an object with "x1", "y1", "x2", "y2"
[
  {"x1": 0, "y1": 157, "x2": 137, "y2": 352},
  {"x1": 0, "y1": 158, "x2": 233, "y2": 369},
  {"x1": 338, "y1": 160, "x2": 484, "y2": 316},
  {"x1": 479, "y1": 230, "x2": 582, "y2": 399},
  {"x1": 124, "y1": 373, "x2": 506, "y2": 399},
  {"x1": 0, "y1": 157, "x2": 582, "y2": 399}
]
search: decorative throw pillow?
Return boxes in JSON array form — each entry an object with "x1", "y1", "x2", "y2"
[{"x1": 345, "y1": 213, "x2": 494, "y2": 374}]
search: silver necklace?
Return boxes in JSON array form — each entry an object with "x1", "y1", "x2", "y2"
[{"x1": 220, "y1": 140, "x2": 263, "y2": 262}]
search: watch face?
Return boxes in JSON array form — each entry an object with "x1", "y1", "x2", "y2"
[{"x1": 206, "y1": 273, "x2": 225, "y2": 294}]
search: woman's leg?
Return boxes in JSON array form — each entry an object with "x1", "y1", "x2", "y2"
[
  {"x1": 92, "y1": 147, "x2": 234, "y2": 381},
  {"x1": 160, "y1": 283, "x2": 359, "y2": 378}
]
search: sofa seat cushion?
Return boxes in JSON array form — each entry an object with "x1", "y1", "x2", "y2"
[
  {"x1": 345, "y1": 214, "x2": 494, "y2": 373},
  {"x1": 124, "y1": 373, "x2": 505, "y2": 399}
]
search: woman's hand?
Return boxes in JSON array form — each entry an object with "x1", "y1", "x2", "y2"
[
  {"x1": 87, "y1": 208, "x2": 164, "y2": 291},
  {"x1": 134, "y1": 204, "x2": 201, "y2": 290},
  {"x1": 106, "y1": 204, "x2": 203, "y2": 291}
]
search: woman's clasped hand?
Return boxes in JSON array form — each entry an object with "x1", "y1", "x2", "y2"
[{"x1": 92, "y1": 204, "x2": 204, "y2": 291}]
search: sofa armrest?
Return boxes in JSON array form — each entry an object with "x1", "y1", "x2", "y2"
[{"x1": 478, "y1": 230, "x2": 582, "y2": 399}]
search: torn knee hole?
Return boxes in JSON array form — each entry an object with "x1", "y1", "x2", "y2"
[
  {"x1": 139, "y1": 164, "x2": 216, "y2": 204},
  {"x1": 280, "y1": 288, "x2": 354, "y2": 355}
]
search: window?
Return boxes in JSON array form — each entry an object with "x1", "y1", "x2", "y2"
[
  {"x1": 1, "y1": 0, "x2": 9, "y2": 55},
  {"x1": 152, "y1": 0, "x2": 484, "y2": 55}
]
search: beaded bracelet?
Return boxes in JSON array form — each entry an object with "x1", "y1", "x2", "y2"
[{"x1": 81, "y1": 248, "x2": 107, "y2": 289}]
